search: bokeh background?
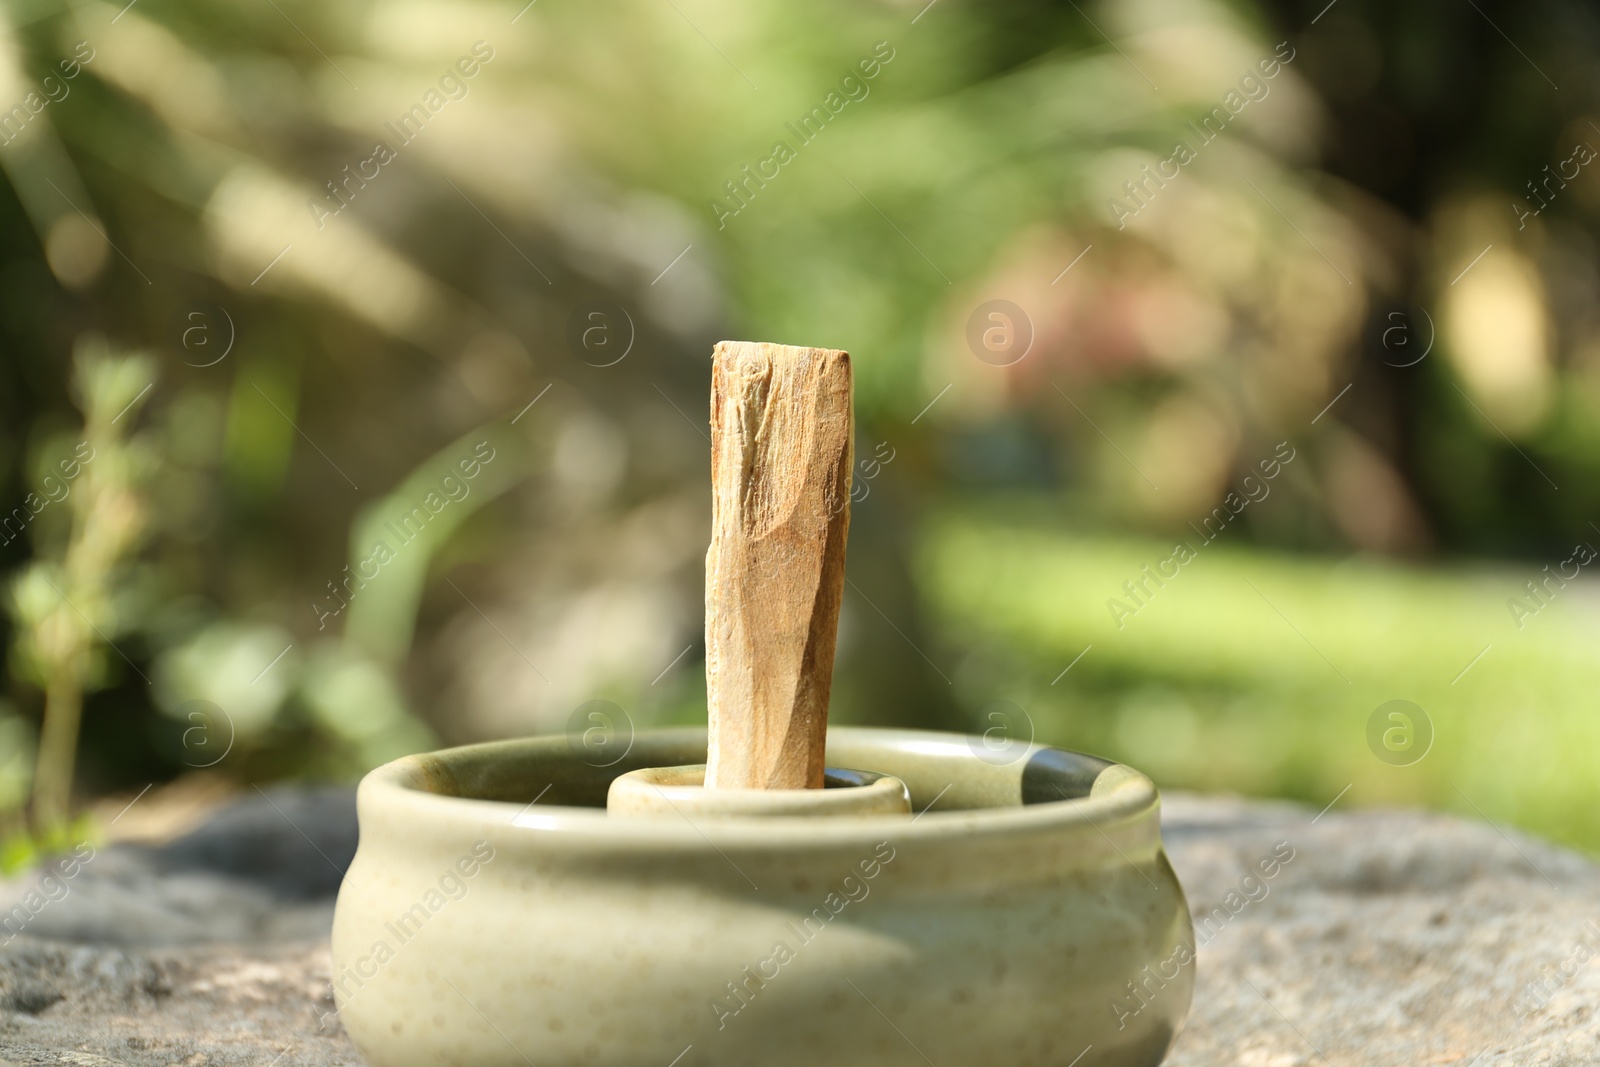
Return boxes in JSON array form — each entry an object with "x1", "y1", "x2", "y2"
[{"x1": 4, "y1": 0, "x2": 1600, "y2": 862}]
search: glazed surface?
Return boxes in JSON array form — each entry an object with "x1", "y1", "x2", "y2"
[{"x1": 331, "y1": 727, "x2": 1194, "y2": 1067}]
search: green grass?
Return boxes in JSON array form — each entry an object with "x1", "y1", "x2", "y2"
[{"x1": 918, "y1": 509, "x2": 1600, "y2": 852}]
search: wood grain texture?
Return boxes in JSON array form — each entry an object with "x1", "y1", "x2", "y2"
[{"x1": 704, "y1": 341, "x2": 853, "y2": 790}]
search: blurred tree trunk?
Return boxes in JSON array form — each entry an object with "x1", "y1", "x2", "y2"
[{"x1": 32, "y1": 678, "x2": 82, "y2": 830}]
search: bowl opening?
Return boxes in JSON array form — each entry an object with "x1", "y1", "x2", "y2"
[{"x1": 395, "y1": 728, "x2": 1123, "y2": 816}]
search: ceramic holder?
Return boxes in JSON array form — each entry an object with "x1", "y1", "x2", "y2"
[
  {"x1": 331, "y1": 726, "x2": 1194, "y2": 1067},
  {"x1": 607, "y1": 764, "x2": 912, "y2": 817}
]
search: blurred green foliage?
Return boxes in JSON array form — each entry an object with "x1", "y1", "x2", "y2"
[
  {"x1": 0, "y1": 0, "x2": 1598, "y2": 851},
  {"x1": 924, "y1": 507, "x2": 1600, "y2": 852}
]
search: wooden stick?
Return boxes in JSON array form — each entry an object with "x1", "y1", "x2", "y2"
[{"x1": 704, "y1": 341, "x2": 853, "y2": 790}]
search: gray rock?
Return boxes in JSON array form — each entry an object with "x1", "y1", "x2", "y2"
[
  {"x1": 0, "y1": 787, "x2": 354, "y2": 948},
  {"x1": 1, "y1": 788, "x2": 1597, "y2": 1065},
  {"x1": 1160, "y1": 794, "x2": 1600, "y2": 1067},
  {"x1": 0, "y1": 939, "x2": 357, "y2": 1067},
  {"x1": 0, "y1": 786, "x2": 362, "y2": 1066},
  {"x1": 149, "y1": 785, "x2": 358, "y2": 902}
]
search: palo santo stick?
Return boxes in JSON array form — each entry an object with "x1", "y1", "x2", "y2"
[{"x1": 704, "y1": 341, "x2": 853, "y2": 790}]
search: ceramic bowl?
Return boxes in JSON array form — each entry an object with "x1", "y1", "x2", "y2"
[{"x1": 330, "y1": 726, "x2": 1194, "y2": 1067}]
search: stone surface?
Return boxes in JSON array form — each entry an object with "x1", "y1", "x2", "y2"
[
  {"x1": 1160, "y1": 794, "x2": 1600, "y2": 1067},
  {"x1": 0, "y1": 786, "x2": 1597, "y2": 1065},
  {"x1": 0, "y1": 787, "x2": 360, "y2": 1066},
  {"x1": 2, "y1": 786, "x2": 355, "y2": 949}
]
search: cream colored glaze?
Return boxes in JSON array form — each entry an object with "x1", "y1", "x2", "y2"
[
  {"x1": 606, "y1": 764, "x2": 912, "y2": 817},
  {"x1": 331, "y1": 727, "x2": 1194, "y2": 1067}
]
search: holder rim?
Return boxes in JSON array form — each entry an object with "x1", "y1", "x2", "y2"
[
  {"x1": 605, "y1": 764, "x2": 914, "y2": 817},
  {"x1": 356, "y1": 726, "x2": 1160, "y2": 853}
]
